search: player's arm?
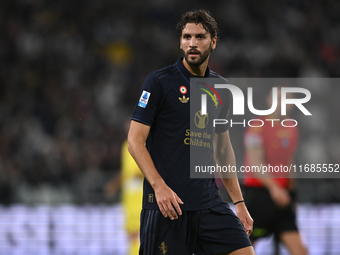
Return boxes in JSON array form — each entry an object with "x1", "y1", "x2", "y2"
[
  {"x1": 214, "y1": 130, "x2": 253, "y2": 236},
  {"x1": 245, "y1": 141, "x2": 290, "y2": 207},
  {"x1": 127, "y1": 120, "x2": 183, "y2": 220}
]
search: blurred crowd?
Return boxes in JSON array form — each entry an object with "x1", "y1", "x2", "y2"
[{"x1": 0, "y1": 0, "x2": 339, "y2": 205}]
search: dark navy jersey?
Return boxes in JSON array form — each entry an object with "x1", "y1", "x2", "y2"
[{"x1": 132, "y1": 58, "x2": 231, "y2": 210}]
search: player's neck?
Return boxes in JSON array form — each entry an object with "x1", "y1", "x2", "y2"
[{"x1": 182, "y1": 57, "x2": 209, "y2": 77}]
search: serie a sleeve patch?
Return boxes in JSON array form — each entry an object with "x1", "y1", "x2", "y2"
[{"x1": 138, "y1": 90, "x2": 151, "y2": 108}]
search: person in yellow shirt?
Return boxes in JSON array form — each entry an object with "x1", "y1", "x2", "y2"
[
  {"x1": 106, "y1": 121, "x2": 143, "y2": 255},
  {"x1": 120, "y1": 138, "x2": 143, "y2": 255}
]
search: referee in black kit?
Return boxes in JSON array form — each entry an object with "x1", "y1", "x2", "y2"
[{"x1": 128, "y1": 10, "x2": 255, "y2": 255}]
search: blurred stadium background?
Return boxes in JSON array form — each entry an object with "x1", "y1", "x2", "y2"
[{"x1": 0, "y1": 0, "x2": 339, "y2": 254}]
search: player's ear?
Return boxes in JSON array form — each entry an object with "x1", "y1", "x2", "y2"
[{"x1": 211, "y1": 36, "x2": 217, "y2": 51}]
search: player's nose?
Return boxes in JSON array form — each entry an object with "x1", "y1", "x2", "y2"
[{"x1": 189, "y1": 37, "x2": 198, "y2": 47}]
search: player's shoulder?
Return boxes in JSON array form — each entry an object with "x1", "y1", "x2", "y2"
[
  {"x1": 209, "y1": 70, "x2": 231, "y2": 100},
  {"x1": 209, "y1": 70, "x2": 229, "y2": 83},
  {"x1": 149, "y1": 62, "x2": 179, "y2": 81},
  {"x1": 142, "y1": 62, "x2": 181, "y2": 95}
]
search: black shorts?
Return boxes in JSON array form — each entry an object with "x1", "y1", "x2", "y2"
[
  {"x1": 139, "y1": 203, "x2": 252, "y2": 255},
  {"x1": 244, "y1": 187, "x2": 298, "y2": 241}
]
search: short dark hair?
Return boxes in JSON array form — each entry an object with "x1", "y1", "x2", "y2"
[{"x1": 175, "y1": 10, "x2": 219, "y2": 40}]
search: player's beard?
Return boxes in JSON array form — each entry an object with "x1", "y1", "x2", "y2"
[{"x1": 182, "y1": 45, "x2": 212, "y2": 66}]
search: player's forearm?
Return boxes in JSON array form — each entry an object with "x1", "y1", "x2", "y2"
[
  {"x1": 216, "y1": 141, "x2": 243, "y2": 203},
  {"x1": 219, "y1": 148, "x2": 253, "y2": 234},
  {"x1": 127, "y1": 138, "x2": 165, "y2": 189},
  {"x1": 214, "y1": 131, "x2": 238, "y2": 179},
  {"x1": 217, "y1": 165, "x2": 244, "y2": 202},
  {"x1": 221, "y1": 178, "x2": 244, "y2": 203}
]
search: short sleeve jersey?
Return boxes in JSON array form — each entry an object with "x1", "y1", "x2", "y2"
[
  {"x1": 243, "y1": 118, "x2": 299, "y2": 188},
  {"x1": 132, "y1": 58, "x2": 231, "y2": 210}
]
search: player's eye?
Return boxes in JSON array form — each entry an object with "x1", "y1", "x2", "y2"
[{"x1": 183, "y1": 34, "x2": 191, "y2": 39}]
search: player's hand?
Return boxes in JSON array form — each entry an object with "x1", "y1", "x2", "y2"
[
  {"x1": 269, "y1": 185, "x2": 290, "y2": 207},
  {"x1": 235, "y1": 203, "x2": 253, "y2": 236},
  {"x1": 104, "y1": 174, "x2": 120, "y2": 198},
  {"x1": 153, "y1": 182, "x2": 184, "y2": 220}
]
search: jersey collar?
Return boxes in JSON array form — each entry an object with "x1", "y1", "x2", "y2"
[{"x1": 176, "y1": 57, "x2": 211, "y2": 85}]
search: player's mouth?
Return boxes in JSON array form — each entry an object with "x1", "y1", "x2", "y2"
[{"x1": 188, "y1": 50, "x2": 200, "y2": 57}]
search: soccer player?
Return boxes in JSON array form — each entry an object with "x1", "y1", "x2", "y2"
[
  {"x1": 243, "y1": 87, "x2": 308, "y2": 255},
  {"x1": 128, "y1": 10, "x2": 255, "y2": 255}
]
